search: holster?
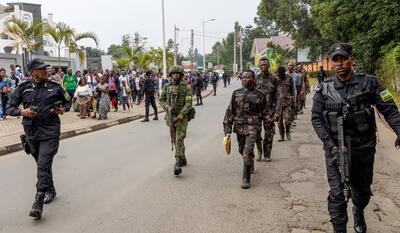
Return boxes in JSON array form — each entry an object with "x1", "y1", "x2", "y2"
[{"x1": 20, "y1": 134, "x2": 31, "y2": 155}]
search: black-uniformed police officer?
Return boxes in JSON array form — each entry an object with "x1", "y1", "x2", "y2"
[
  {"x1": 311, "y1": 44, "x2": 400, "y2": 233},
  {"x1": 140, "y1": 70, "x2": 158, "y2": 122},
  {"x1": 6, "y1": 58, "x2": 71, "y2": 219}
]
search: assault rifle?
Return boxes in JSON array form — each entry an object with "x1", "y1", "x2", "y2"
[
  {"x1": 168, "y1": 92, "x2": 175, "y2": 151},
  {"x1": 337, "y1": 102, "x2": 352, "y2": 201}
]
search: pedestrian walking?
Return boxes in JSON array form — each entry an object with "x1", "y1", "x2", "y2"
[
  {"x1": 5, "y1": 58, "x2": 71, "y2": 219},
  {"x1": 223, "y1": 70, "x2": 269, "y2": 189},
  {"x1": 211, "y1": 72, "x2": 219, "y2": 96},
  {"x1": 276, "y1": 66, "x2": 295, "y2": 141},
  {"x1": 160, "y1": 65, "x2": 194, "y2": 176},
  {"x1": 255, "y1": 57, "x2": 279, "y2": 162},
  {"x1": 120, "y1": 80, "x2": 131, "y2": 112},
  {"x1": 74, "y1": 78, "x2": 93, "y2": 119},
  {"x1": 141, "y1": 70, "x2": 158, "y2": 122},
  {"x1": 192, "y1": 72, "x2": 204, "y2": 106},
  {"x1": 96, "y1": 75, "x2": 110, "y2": 120},
  {"x1": 311, "y1": 43, "x2": 400, "y2": 233}
]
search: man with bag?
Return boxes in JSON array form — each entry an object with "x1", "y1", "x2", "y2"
[{"x1": 160, "y1": 65, "x2": 195, "y2": 176}]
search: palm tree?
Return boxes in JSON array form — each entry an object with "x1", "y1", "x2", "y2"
[
  {"x1": 134, "y1": 53, "x2": 152, "y2": 70},
  {"x1": 43, "y1": 22, "x2": 74, "y2": 66},
  {"x1": 66, "y1": 32, "x2": 99, "y2": 65},
  {"x1": 4, "y1": 18, "x2": 43, "y2": 58}
]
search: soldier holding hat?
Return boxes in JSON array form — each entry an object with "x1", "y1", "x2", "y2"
[{"x1": 6, "y1": 58, "x2": 71, "y2": 219}]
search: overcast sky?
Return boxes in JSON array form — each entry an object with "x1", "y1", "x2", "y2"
[{"x1": 5, "y1": 0, "x2": 260, "y2": 54}]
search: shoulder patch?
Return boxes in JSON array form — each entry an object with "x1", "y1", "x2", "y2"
[{"x1": 379, "y1": 89, "x2": 393, "y2": 102}]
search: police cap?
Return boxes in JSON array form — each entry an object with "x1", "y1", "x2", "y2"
[
  {"x1": 330, "y1": 43, "x2": 352, "y2": 60},
  {"x1": 27, "y1": 58, "x2": 50, "y2": 71}
]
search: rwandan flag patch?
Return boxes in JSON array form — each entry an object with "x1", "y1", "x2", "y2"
[{"x1": 380, "y1": 89, "x2": 393, "y2": 102}]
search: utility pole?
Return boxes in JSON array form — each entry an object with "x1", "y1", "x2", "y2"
[
  {"x1": 233, "y1": 29, "x2": 237, "y2": 75},
  {"x1": 190, "y1": 29, "x2": 194, "y2": 70},
  {"x1": 173, "y1": 25, "x2": 179, "y2": 66},
  {"x1": 161, "y1": 0, "x2": 167, "y2": 79},
  {"x1": 202, "y1": 18, "x2": 216, "y2": 71},
  {"x1": 239, "y1": 31, "x2": 243, "y2": 73}
]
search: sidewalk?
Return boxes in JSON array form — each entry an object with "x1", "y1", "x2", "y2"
[{"x1": 0, "y1": 87, "x2": 213, "y2": 155}]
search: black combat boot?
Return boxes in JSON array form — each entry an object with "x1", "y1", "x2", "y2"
[
  {"x1": 180, "y1": 155, "x2": 187, "y2": 166},
  {"x1": 44, "y1": 187, "x2": 57, "y2": 204},
  {"x1": 255, "y1": 142, "x2": 262, "y2": 161},
  {"x1": 29, "y1": 192, "x2": 45, "y2": 219},
  {"x1": 153, "y1": 115, "x2": 159, "y2": 120},
  {"x1": 353, "y1": 206, "x2": 367, "y2": 233},
  {"x1": 141, "y1": 117, "x2": 149, "y2": 122},
  {"x1": 241, "y1": 163, "x2": 251, "y2": 189},
  {"x1": 286, "y1": 128, "x2": 291, "y2": 140},
  {"x1": 174, "y1": 156, "x2": 182, "y2": 176}
]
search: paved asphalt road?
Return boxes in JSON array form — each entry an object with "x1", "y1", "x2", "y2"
[{"x1": 1, "y1": 79, "x2": 399, "y2": 233}]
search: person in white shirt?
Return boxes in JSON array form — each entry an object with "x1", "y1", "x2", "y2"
[{"x1": 74, "y1": 78, "x2": 93, "y2": 119}]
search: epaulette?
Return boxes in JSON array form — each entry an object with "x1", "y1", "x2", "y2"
[{"x1": 17, "y1": 80, "x2": 31, "y2": 86}]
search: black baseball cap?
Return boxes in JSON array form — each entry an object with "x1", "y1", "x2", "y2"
[
  {"x1": 27, "y1": 58, "x2": 50, "y2": 71},
  {"x1": 330, "y1": 43, "x2": 352, "y2": 60}
]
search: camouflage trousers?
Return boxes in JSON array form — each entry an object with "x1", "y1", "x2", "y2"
[
  {"x1": 236, "y1": 133, "x2": 257, "y2": 166},
  {"x1": 299, "y1": 93, "x2": 306, "y2": 111},
  {"x1": 256, "y1": 121, "x2": 275, "y2": 158},
  {"x1": 278, "y1": 106, "x2": 292, "y2": 135},
  {"x1": 174, "y1": 117, "x2": 188, "y2": 157}
]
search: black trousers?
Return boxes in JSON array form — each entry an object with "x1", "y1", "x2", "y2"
[
  {"x1": 26, "y1": 137, "x2": 60, "y2": 193},
  {"x1": 145, "y1": 96, "x2": 158, "y2": 118},
  {"x1": 213, "y1": 84, "x2": 217, "y2": 95},
  {"x1": 324, "y1": 147, "x2": 375, "y2": 231}
]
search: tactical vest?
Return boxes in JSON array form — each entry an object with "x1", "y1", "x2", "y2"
[{"x1": 321, "y1": 74, "x2": 376, "y2": 136}]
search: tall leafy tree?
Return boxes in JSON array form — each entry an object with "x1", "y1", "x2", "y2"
[
  {"x1": 311, "y1": 0, "x2": 400, "y2": 73},
  {"x1": 44, "y1": 22, "x2": 74, "y2": 66},
  {"x1": 257, "y1": 0, "x2": 330, "y2": 62},
  {"x1": 66, "y1": 31, "x2": 99, "y2": 64},
  {"x1": 4, "y1": 18, "x2": 44, "y2": 58}
]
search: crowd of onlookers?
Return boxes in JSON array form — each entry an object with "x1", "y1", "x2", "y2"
[{"x1": 0, "y1": 63, "x2": 227, "y2": 121}]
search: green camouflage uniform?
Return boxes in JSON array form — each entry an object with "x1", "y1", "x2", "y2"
[
  {"x1": 255, "y1": 72, "x2": 279, "y2": 159},
  {"x1": 160, "y1": 81, "x2": 193, "y2": 158},
  {"x1": 223, "y1": 87, "x2": 268, "y2": 167},
  {"x1": 276, "y1": 74, "x2": 295, "y2": 139}
]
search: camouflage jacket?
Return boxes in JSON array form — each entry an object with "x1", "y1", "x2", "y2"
[
  {"x1": 223, "y1": 87, "x2": 268, "y2": 136},
  {"x1": 276, "y1": 74, "x2": 295, "y2": 111},
  {"x1": 160, "y1": 81, "x2": 193, "y2": 119},
  {"x1": 300, "y1": 73, "x2": 310, "y2": 95},
  {"x1": 256, "y1": 72, "x2": 279, "y2": 117}
]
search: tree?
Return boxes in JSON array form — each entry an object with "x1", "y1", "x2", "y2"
[
  {"x1": 107, "y1": 44, "x2": 124, "y2": 58},
  {"x1": 82, "y1": 46, "x2": 105, "y2": 58},
  {"x1": 4, "y1": 18, "x2": 44, "y2": 58},
  {"x1": 256, "y1": 0, "x2": 330, "y2": 62},
  {"x1": 311, "y1": 0, "x2": 400, "y2": 73},
  {"x1": 44, "y1": 22, "x2": 74, "y2": 66},
  {"x1": 66, "y1": 31, "x2": 99, "y2": 64},
  {"x1": 241, "y1": 25, "x2": 265, "y2": 65}
]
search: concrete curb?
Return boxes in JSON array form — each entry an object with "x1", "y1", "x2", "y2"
[{"x1": 0, "y1": 89, "x2": 214, "y2": 156}]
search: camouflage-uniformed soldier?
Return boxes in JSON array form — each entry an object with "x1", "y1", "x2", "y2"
[
  {"x1": 223, "y1": 70, "x2": 269, "y2": 189},
  {"x1": 312, "y1": 44, "x2": 400, "y2": 233},
  {"x1": 255, "y1": 57, "x2": 279, "y2": 162},
  {"x1": 160, "y1": 65, "x2": 193, "y2": 176},
  {"x1": 276, "y1": 66, "x2": 295, "y2": 141},
  {"x1": 298, "y1": 64, "x2": 310, "y2": 114}
]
